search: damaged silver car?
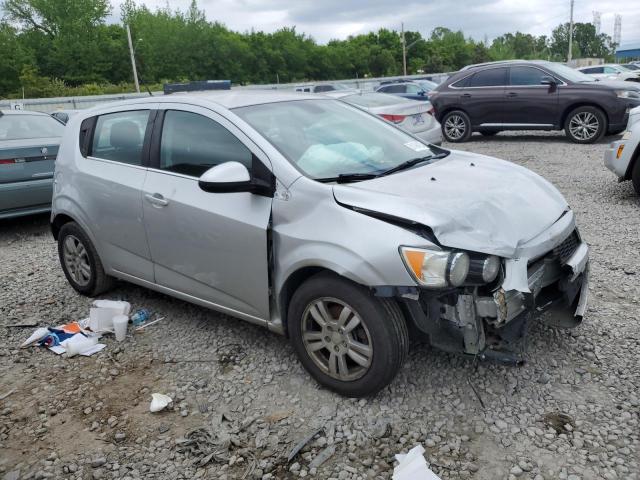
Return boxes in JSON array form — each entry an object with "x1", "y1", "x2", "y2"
[{"x1": 51, "y1": 91, "x2": 589, "y2": 397}]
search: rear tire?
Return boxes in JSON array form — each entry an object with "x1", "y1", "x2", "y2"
[
  {"x1": 441, "y1": 110, "x2": 472, "y2": 143},
  {"x1": 58, "y1": 222, "x2": 114, "y2": 297},
  {"x1": 288, "y1": 273, "x2": 409, "y2": 397},
  {"x1": 564, "y1": 106, "x2": 607, "y2": 144}
]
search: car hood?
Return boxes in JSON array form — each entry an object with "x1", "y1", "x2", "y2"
[
  {"x1": 592, "y1": 79, "x2": 640, "y2": 91},
  {"x1": 332, "y1": 150, "x2": 568, "y2": 257}
]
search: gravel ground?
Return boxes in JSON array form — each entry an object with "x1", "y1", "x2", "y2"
[{"x1": 0, "y1": 131, "x2": 638, "y2": 480}]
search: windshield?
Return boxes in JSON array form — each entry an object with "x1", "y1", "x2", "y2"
[
  {"x1": 417, "y1": 80, "x2": 438, "y2": 91},
  {"x1": 616, "y1": 65, "x2": 632, "y2": 72},
  {"x1": 342, "y1": 92, "x2": 410, "y2": 108},
  {"x1": 544, "y1": 63, "x2": 596, "y2": 83},
  {"x1": 234, "y1": 99, "x2": 437, "y2": 180},
  {"x1": 0, "y1": 114, "x2": 65, "y2": 141},
  {"x1": 624, "y1": 64, "x2": 640, "y2": 71}
]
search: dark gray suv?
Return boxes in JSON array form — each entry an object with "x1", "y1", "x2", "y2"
[{"x1": 429, "y1": 60, "x2": 640, "y2": 143}]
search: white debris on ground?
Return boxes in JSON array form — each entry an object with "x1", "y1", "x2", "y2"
[{"x1": 0, "y1": 131, "x2": 638, "y2": 479}]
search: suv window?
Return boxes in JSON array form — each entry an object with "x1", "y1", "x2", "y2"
[
  {"x1": 468, "y1": 68, "x2": 507, "y2": 87},
  {"x1": 91, "y1": 110, "x2": 150, "y2": 165},
  {"x1": 509, "y1": 66, "x2": 549, "y2": 86},
  {"x1": 582, "y1": 67, "x2": 603, "y2": 74},
  {"x1": 159, "y1": 110, "x2": 252, "y2": 177}
]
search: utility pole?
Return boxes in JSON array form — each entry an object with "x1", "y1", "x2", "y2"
[
  {"x1": 568, "y1": 0, "x2": 574, "y2": 63},
  {"x1": 401, "y1": 22, "x2": 407, "y2": 76},
  {"x1": 126, "y1": 24, "x2": 140, "y2": 93}
]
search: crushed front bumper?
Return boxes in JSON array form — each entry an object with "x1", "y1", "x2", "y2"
[{"x1": 398, "y1": 231, "x2": 590, "y2": 364}]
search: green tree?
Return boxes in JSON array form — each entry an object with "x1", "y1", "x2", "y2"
[{"x1": 549, "y1": 22, "x2": 615, "y2": 61}]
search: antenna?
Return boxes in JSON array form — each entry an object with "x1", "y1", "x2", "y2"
[
  {"x1": 592, "y1": 11, "x2": 601, "y2": 35},
  {"x1": 613, "y1": 14, "x2": 622, "y2": 46}
]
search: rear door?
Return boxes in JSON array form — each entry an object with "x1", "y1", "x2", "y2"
[
  {"x1": 79, "y1": 106, "x2": 157, "y2": 281},
  {"x1": 142, "y1": 104, "x2": 273, "y2": 321},
  {"x1": 503, "y1": 66, "x2": 559, "y2": 126},
  {"x1": 457, "y1": 67, "x2": 507, "y2": 126}
]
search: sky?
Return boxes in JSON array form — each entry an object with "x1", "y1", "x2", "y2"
[{"x1": 108, "y1": 0, "x2": 640, "y2": 48}]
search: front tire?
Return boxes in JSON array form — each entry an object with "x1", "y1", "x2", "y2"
[
  {"x1": 441, "y1": 110, "x2": 472, "y2": 143},
  {"x1": 564, "y1": 106, "x2": 607, "y2": 144},
  {"x1": 288, "y1": 273, "x2": 409, "y2": 397},
  {"x1": 58, "y1": 222, "x2": 114, "y2": 297}
]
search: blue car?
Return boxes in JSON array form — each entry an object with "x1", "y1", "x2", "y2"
[
  {"x1": 0, "y1": 110, "x2": 65, "y2": 220},
  {"x1": 375, "y1": 80, "x2": 438, "y2": 101}
]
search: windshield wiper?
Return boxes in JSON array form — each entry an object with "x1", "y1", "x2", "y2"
[
  {"x1": 316, "y1": 173, "x2": 380, "y2": 184},
  {"x1": 379, "y1": 152, "x2": 450, "y2": 177}
]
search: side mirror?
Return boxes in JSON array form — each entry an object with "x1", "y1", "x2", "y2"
[
  {"x1": 198, "y1": 162, "x2": 252, "y2": 194},
  {"x1": 418, "y1": 90, "x2": 427, "y2": 96},
  {"x1": 540, "y1": 76, "x2": 557, "y2": 86}
]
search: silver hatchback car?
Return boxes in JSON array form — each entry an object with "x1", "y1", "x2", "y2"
[{"x1": 51, "y1": 91, "x2": 589, "y2": 396}]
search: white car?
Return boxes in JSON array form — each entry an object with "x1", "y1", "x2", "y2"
[
  {"x1": 578, "y1": 64, "x2": 640, "y2": 83},
  {"x1": 604, "y1": 106, "x2": 640, "y2": 193},
  {"x1": 327, "y1": 91, "x2": 442, "y2": 145}
]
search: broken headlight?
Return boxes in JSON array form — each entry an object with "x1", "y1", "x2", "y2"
[
  {"x1": 400, "y1": 247, "x2": 469, "y2": 288},
  {"x1": 466, "y1": 255, "x2": 501, "y2": 284}
]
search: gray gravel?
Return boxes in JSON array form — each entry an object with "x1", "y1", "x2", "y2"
[{"x1": 0, "y1": 131, "x2": 638, "y2": 479}]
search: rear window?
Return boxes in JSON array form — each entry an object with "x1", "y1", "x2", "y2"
[
  {"x1": 468, "y1": 68, "x2": 508, "y2": 87},
  {"x1": 91, "y1": 110, "x2": 150, "y2": 166},
  {"x1": 0, "y1": 114, "x2": 64, "y2": 141},
  {"x1": 343, "y1": 93, "x2": 410, "y2": 108}
]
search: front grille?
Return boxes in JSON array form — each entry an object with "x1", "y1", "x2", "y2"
[{"x1": 553, "y1": 230, "x2": 579, "y2": 264}]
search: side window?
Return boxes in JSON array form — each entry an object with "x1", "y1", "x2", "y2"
[
  {"x1": 385, "y1": 85, "x2": 405, "y2": 93},
  {"x1": 159, "y1": 110, "x2": 252, "y2": 177},
  {"x1": 405, "y1": 84, "x2": 422, "y2": 94},
  {"x1": 377, "y1": 86, "x2": 390, "y2": 93},
  {"x1": 468, "y1": 68, "x2": 507, "y2": 87},
  {"x1": 451, "y1": 75, "x2": 471, "y2": 88},
  {"x1": 91, "y1": 110, "x2": 150, "y2": 165},
  {"x1": 584, "y1": 67, "x2": 603, "y2": 74},
  {"x1": 603, "y1": 66, "x2": 617, "y2": 74},
  {"x1": 509, "y1": 67, "x2": 549, "y2": 86}
]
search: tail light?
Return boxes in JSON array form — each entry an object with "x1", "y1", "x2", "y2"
[
  {"x1": 0, "y1": 159, "x2": 19, "y2": 165},
  {"x1": 379, "y1": 114, "x2": 406, "y2": 124}
]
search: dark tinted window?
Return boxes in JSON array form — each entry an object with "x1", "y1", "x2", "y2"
[
  {"x1": 160, "y1": 110, "x2": 252, "y2": 177},
  {"x1": 91, "y1": 110, "x2": 149, "y2": 165},
  {"x1": 582, "y1": 67, "x2": 603, "y2": 74},
  {"x1": 313, "y1": 85, "x2": 335, "y2": 93},
  {"x1": 468, "y1": 68, "x2": 507, "y2": 87},
  {"x1": 509, "y1": 67, "x2": 550, "y2": 86},
  {"x1": 382, "y1": 85, "x2": 405, "y2": 93}
]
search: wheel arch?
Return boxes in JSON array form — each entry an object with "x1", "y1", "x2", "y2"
[
  {"x1": 51, "y1": 213, "x2": 76, "y2": 240},
  {"x1": 560, "y1": 102, "x2": 609, "y2": 129},
  {"x1": 624, "y1": 141, "x2": 640, "y2": 180},
  {"x1": 436, "y1": 106, "x2": 468, "y2": 123}
]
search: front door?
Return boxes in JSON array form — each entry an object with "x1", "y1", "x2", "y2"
[
  {"x1": 142, "y1": 105, "x2": 273, "y2": 321},
  {"x1": 503, "y1": 66, "x2": 559, "y2": 126}
]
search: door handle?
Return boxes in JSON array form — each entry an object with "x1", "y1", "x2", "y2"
[
  {"x1": 507, "y1": 92, "x2": 518, "y2": 97},
  {"x1": 145, "y1": 193, "x2": 169, "y2": 207},
  {"x1": 461, "y1": 93, "x2": 472, "y2": 98}
]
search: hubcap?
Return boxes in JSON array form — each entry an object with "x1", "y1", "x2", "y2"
[
  {"x1": 301, "y1": 297, "x2": 373, "y2": 381},
  {"x1": 63, "y1": 235, "x2": 91, "y2": 286},
  {"x1": 444, "y1": 115, "x2": 466, "y2": 140},
  {"x1": 569, "y1": 112, "x2": 599, "y2": 141}
]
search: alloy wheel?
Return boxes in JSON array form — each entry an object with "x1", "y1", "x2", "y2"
[
  {"x1": 300, "y1": 297, "x2": 373, "y2": 382},
  {"x1": 569, "y1": 112, "x2": 600, "y2": 141},
  {"x1": 63, "y1": 235, "x2": 92, "y2": 286},
  {"x1": 444, "y1": 115, "x2": 466, "y2": 140}
]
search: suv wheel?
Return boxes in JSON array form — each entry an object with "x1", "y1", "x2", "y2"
[
  {"x1": 442, "y1": 110, "x2": 472, "y2": 143},
  {"x1": 565, "y1": 106, "x2": 607, "y2": 144},
  {"x1": 58, "y1": 222, "x2": 114, "y2": 296},
  {"x1": 288, "y1": 273, "x2": 409, "y2": 397}
]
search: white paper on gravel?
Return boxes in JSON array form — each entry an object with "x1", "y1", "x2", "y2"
[{"x1": 392, "y1": 445, "x2": 441, "y2": 480}]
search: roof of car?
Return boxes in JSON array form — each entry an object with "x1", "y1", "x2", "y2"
[
  {"x1": 170, "y1": 89, "x2": 324, "y2": 108},
  {"x1": 460, "y1": 59, "x2": 551, "y2": 71}
]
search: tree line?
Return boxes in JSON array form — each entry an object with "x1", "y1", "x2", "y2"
[{"x1": 0, "y1": 0, "x2": 618, "y2": 99}]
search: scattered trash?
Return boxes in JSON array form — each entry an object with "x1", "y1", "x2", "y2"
[
  {"x1": 175, "y1": 427, "x2": 231, "y2": 466},
  {"x1": 287, "y1": 427, "x2": 324, "y2": 462},
  {"x1": 135, "y1": 316, "x2": 165, "y2": 331},
  {"x1": 264, "y1": 411, "x2": 291, "y2": 423},
  {"x1": 62, "y1": 334, "x2": 99, "y2": 357},
  {"x1": 150, "y1": 393, "x2": 173, "y2": 413},
  {"x1": 131, "y1": 308, "x2": 151, "y2": 327},
  {"x1": 543, "y1": 411, "x2": 575, "y2": 434},
  {"x1": 20, "y1": 327, "x2": 50, "y2": 348},
  {"x1": 309, "y1": 445, "x2": 335, "y2": 469},
  {"x1": 113, "y1": 314, "x2": 128, "y2": 341},
  {"x1": 0, "y1": 389, "x2": 16, "y2": 401},
  {"x1": 393, "y1": 444, "x2": 441, "y2": 480}
]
